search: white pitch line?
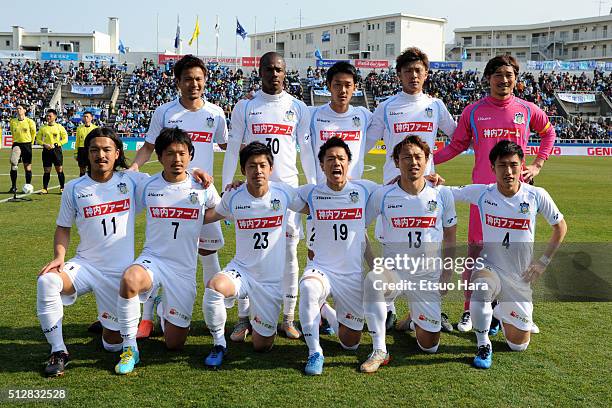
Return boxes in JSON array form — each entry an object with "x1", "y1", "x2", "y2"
[
  {"x1": 0, "y1": 173, "x2": 81, "y2": 177},
  {"x1": 0, "y1": 185, "x2": 61, "y2": 204},
  {"x1": 363, "y1": 165, "x2": 376, "y2": 172}
]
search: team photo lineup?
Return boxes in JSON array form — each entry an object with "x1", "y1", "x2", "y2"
[
  {"x1": 12, "y1": 47, "x2": 571, "y2": 377},
  {"x1": 2, "y1": 9, "x2": 611, "y2": 403}
]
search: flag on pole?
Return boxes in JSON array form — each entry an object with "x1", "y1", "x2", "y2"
[
  {"x1": 118, "y1": 40, "x2": 126, "y2": 54},
  {"x1": 215, "y1": 19, "x2": 220, "y2": 38},
  {"x1": 236, "y1": 19, "x2": 247, "y2": 39},
  {"x1": 314, "y1": 48, "x2": 323, "y2": 60},
  {"x1": 174, "y1": 15, "x2": 181, "y2": 50},
  {"x1": 189, "y1": 17, "x2": 201, "y2": 46}
]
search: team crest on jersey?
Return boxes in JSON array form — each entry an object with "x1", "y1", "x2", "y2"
[
  {"x1": 206, "y1": 117, "x2": 215, "y2": 128},
  {"x1": 117, "y1": 182, "x2": 128, "y2": 194},
  {"x1": 284, "y1": 110, "x2": 296, "y2": 122},
  {"x1": 349, "y1": 191, "x2": 359, "y2": 203},
  {"x1": 270, "y1": 198, "x2": 281, "y2": 211},
  {"x1": 188, "y1": 192, "x2": 200, "y2": 205},
  {"x1": 513, "y1": 112, "x2": 525, "y2": 125},
  {"x1": 519, "y1": 201, "x2": 530, "y2": 214},
  {"x1": 426, "y1": 200, "x2": 438, "y2": 212},
  {"x1": 352, "y1": 116, "x2": 361, "y2": 127},
  {"x1": 425, "y1": 107, "x2": 433, "y2": 118}
]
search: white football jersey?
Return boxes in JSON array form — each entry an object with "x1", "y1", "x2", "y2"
[
  {"x1": 368, "y1": 92, "x2": 456, "y2": 182},
  {"x1": 145, "y1": 98, "x2": 228, "y2": 176},
  {"x1": 309, "y1": 103, "x2": 375, "y2": 183},
  {"x1": 223, "y1": 90, "x2": 314, "y2": 188},
  {"x1": 299, "y1": 180, "x2": 378, "y2": 276},
  {"x1": 136, "y1": 173, "x2": 220, "y2": 276},
  {"x1": 216, "y1": 181, "x2": 304, "y2": 285},
  {"x1": 57, "y1": 171, "x2": 149, "y2": 278},
  {"x1": 451, "y1": 183, "x2": 563, "y2": 280},
  {"x1": 366, "y1": 182, "x2": 457, "y2": 274}
]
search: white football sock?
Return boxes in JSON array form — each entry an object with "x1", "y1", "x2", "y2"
[
  {"x1": 117, "y1": 295, "x2": 140, "y2": 350},
  {"x1": 102, "y1": 338, "x2": 123, "y2": 353},
  {"x1": 470, "y1": 300, "x2": 493, "y2": 347},
  {"x1": 200, "y1": 253, "x2": 221, "y2": 287},
  {"x1": 320, "y1": 303, "x2": 339, "y2": 334},
  {"x1": 299, "y1": 279, "x2": 323, "y2": 356},
  {"x1": 156, "y1": 301, "x2": 165, "y2": 333},
  {"x1": 237, "y1": 297, "x2": 250, "y2": 319},
  {"x1": 141, "y1": 295, "x2": 156, "y2": 321},
  {"x1": 364, "y1": 300, "x2": 387, "y2": 353},
  {"x1": 203, "y1": 288, "x2": 227, "y2": 348},
  {"x1": 506, "y1": 339, "x2": 529, "y2": 352},
  {"x1": 386, "y1": 301, "x2": 396, "y2": 314},
  {"x1": 282, "y1": 239, "x2": 299, "y2": 319},
  {"x1": 417, "y1": 340, "x2": 439, "y2": 354},
  {"x1": 37, "y1": 273, "x2": 66, "y2": 353}
]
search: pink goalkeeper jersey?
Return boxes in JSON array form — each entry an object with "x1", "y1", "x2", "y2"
[{"x1": 434, "y1": 95, "x2": 555, "y2": 184}]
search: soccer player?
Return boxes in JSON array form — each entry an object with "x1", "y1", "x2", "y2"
[
  {"x1": 367, "y1": 47, "x2": 457, "y2": 330},
  {"x1": 75, "y1": 111, "x2": 98, "y2": 177},
  {"x1": 8, "y1": 104, "x2": 36, "y2": 193},
  {"x1": 450, "y1": 140, "x2": 566, "y2": 369},
  {"x1": 434, "y1": 56, "x2": 556, "y2": 332},
  {"x1": 360, "y1": 135, "x2": 457, "y2": 373},
  {"x1": 115, "y1": 127, "x2": 220, "y2": 375},
  {"x1": 129, "y1": 55, "x2": 225, "y2": 339},
  {"x1": 36, "y1": 127, "x2": 143, "y2": 377},
  {"x1": 36, "y1": 109, "x2": 68, "y2": 194},
  {"x1": 297, "y1": 137, "x2": 378, "y2": 375},
  {"x1": 203, "y1": 141, "x2": 305, "y2": 367},
  {"x1": 222, "y1": 52, "x2": 316, "y2": 340}
]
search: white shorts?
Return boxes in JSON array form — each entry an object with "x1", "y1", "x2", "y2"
[
  {"x1": 198, "y1": 220, "x2": 225, "y2": 251},
  {"x1": 286, "y1": 209, "x2": 303, "y2": 240},
  {"x1": 300, "y1": 267, "x2": 365, "y2": 331},
  {"x1": 219, "y1": 267, "x2": 282, "y2": 337},
  {"x1": 62, "y1": 258, "x2": 122, "y2": 331},
  {"x1": 475, "y1": 265, "x2": 534, "y2": 332},
  {"x1": 133, "y1": 255, "x2": 197, "y2": 328}
]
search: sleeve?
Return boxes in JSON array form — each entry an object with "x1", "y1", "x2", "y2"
[
  {"x1": 9, "y1": 120, "x2": 16, "y2": 140},
  {"x1": 133, "y1": 176, "x2": 148, "y2": 214},
  {"x1": 295, "y1": 184, "x2": 313, "y2": 211},
  {"x1": 35, "y1": 127, "x2": 43, "y2": 145},
  {"x1": 204, "y1": 184, "x2": 222, "y2": 209},
  {"x1": 144, "y1": 106, "x2": 164, "y2": 145},
  {"x1": 365, "y1": 186, "x2": 383, "y2": 226},
  {"x1": 296, "y1": 102, "x2": 316, "y2": 184},
  {"x1": 448, "y1": 184, "x2": 487, "y2": 205},
  {"x1": 56, "y1": 183, "x2": 76, "y2": 227},
  {"x1": 214, "y1": 191, "x2": 234, "y2": 220},
  {"x1": 30, "y1": 120, "x2": 36, "y2": 143},
  {"x1": 286, "y1": 184, "x2": 306, "y2": 212},
  {"x1": 434, "y1": 107, "x2": 472, "y2": 165},
  {"x1": 439, "y1": 186, "x2": 458, "y2": 227},
  {"x1": 222, "y1": 101, "x2": 247, "y2": 189},
  {"x1": 59, "y1": 125, "x2": 68, "y2": 145},
  {"x1": 536, "y1": 187, "x2": 564, "y2": 226},
  {"x1": 436, "y1": 99, "x2": 457, "y2": 138},
  {"x1": 214, "y1": 109, "x2": 228, "y2": 144},
  {"x1": 529, "y1": 104, "x2": 556, "y2": 161},
  {"x1": 366, "y1": 105, "x2": 385, "y2": 153}
]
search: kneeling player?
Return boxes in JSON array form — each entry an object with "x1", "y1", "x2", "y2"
[
  {"x1": 202, "y1": 142, "x2": 305, "y2": 368},
  {"x1": 361, "y1": 135, "x2": 457, "y2": 373},
  {"x1": 297, "y1": 137, "x2": 377, "y2": 375},
  {"x1": 37, "y1": 127, "x2": 144, "y2": 376},
  {"x1": 115, "y1": 128, "x2": 220, "y2": 374},
  {"x1": 450, "y1": 141, "x2": 566, "y2": 369}
]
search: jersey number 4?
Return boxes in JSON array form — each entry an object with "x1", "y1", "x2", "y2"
[{"x1": 253, "y1": 232, "x2": 269, "y2": 249}]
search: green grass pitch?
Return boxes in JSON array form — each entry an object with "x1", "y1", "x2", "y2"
[{"x1": 0, "y1": 150, "x2": 610, "y2": 407}]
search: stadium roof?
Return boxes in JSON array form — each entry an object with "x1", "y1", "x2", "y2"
[{"x1": 250, "y1": 12, "x2": 447, "y2": 37}]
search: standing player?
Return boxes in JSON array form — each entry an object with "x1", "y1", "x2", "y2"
[
  {"x1": 361, "y1": 135, "x2": 457, "y2": 373},
  {"x1": 450, "y1": 141, "x2": 566, "y2": 368},
  {"x1": 297, "y1": 137, "x2": 378, "y2": 375},
  {"x1": 115, "y1": 127, "x2": 220, "y2": 374},
  {"x1": 367, "y1": 47, "x2": 457, "y2": 329},
  {"x1": 203, "y1": 142, "x2": 305, "y2": 367},
  {"x1": 434, "y1": 56, "x2": 556, "y2": 332},
  {"x1": 36, "y1": 109, "x2": 68, "y2": 194},
  {"x1": 129, "y1": 55, "x2": 226, "y2": 339},
  {"x1": 222, "y1": 52, "x2": 316, "y2": 340},
  {"x1": 36, "y1": 127, "x2": 143, "y2": 377},
  {"x1": 8, "y1": 104, "x2": 36, "y2": 193},
  {"x1": 75, "y1": 111, "x2": 98, "y2": 176}
]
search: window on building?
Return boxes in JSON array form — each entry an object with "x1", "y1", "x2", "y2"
[
  {"x1": 386, "y1": 21, "x2": 395, "y2": 34},
  {"x1": 604, "y1": 26, "x2": 608, "y2": 38},
  {"x1": 305, "y1": 51, "x2": 313, "y2": 58},
  {"x1": 463, "y1": 36, "x2": 472, "y2": 45},
  {"x1": 322, "y1": 50, "x2": 330, "y2": 58},
  {"x1": 6, "y1": 40, "x2": 10, "y2": 47},
  {"x1": 377, "y1": 23, "x2": 380, "y2": 29},
  {"x1": 516, "y1": 51, "x2": 526, "y2": 60},
  {"x1": 516, "y1": 34, "x2": 526, "y2": 42},
  {"x1": 385, "y1": 43, "x2": 395, "y2": 57},
  {"x1": 305, "y1": 32, "x2": 313, "y2": 44},
  {"x1": 376, "y1": 44, "x2": 379, "y2": 51},
  {"x1": 56, "y1": 41, "x2": 60, "y2": 46},
  {"x1": 603, "y1": 44, "x2": 607, "y2": 56},
  {"x1": 256, "y1": 39, "x2": 261, "y2": 50}
]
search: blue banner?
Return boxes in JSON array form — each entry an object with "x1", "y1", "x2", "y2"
[
  {"x1": 430, "y1": 61, "x2": 463, "y2": 71},
  {"x1": 315, "y1": 59, "x2": 349, "y2": 68},
  {"x1": 321, "y1": 32, "x2": 330, "y2": 42},
  {"x1": 40, "y1": 52, "x2": 78, "y2": 61}
]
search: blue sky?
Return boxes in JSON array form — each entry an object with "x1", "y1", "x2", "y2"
[{"x1": 1, "y1": 0, "x2": 610, "y2": 55}]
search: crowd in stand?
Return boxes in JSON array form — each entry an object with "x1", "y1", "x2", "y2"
[{"x1": 2, "y1": 58, "x2": 611, "y2": 142}]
